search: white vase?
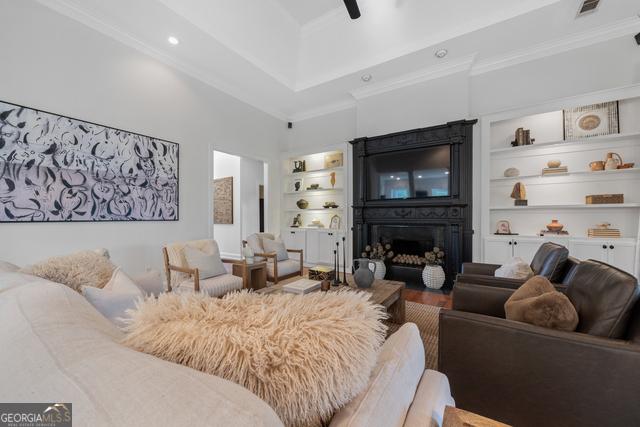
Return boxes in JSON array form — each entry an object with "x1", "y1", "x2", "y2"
[
  {"x1": 422, "y1": 265, "x2": 445, "y2": 289},
  {"x1": 369, "y1": 260, "x2": 386, "y2": 280}
]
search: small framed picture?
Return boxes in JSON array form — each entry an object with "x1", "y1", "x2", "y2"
[
  {"x1": 329, "y1": 214, "x2": 341, "y2": 230},
  {"x1": 563, "y1": 101, "x2": 619, "y2": 140},
  {"x1": 292, "y1": 178, "x2": 303, "y2": 192},
  {"x1": 324, "y1": 152, "x2": 343, "y2": 169},
  {"x1": 495, "y1": 220, "x2": 513, "y2": 235}
]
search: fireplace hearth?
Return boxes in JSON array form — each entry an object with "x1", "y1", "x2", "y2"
[{"x1": 350, "y1": 120, "x2": 476, "y2": 289}]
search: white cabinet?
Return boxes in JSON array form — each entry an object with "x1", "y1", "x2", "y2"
[
  {"x1": 306, "y1": 230, "x2": 344, "y2": 265},
  {"x1": 569, "y1": 239, "x2": 637, "y2": 274},
  {"x1": 282, "y1": 229, "x2": 306, "y2": 252},
  {"x1": 483, "y1": 237, "x2": 544, "y2": 265}
]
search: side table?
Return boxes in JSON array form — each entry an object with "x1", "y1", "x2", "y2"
[{"x1": 232, "y1": 261, "x2": 267, "y2": 290}]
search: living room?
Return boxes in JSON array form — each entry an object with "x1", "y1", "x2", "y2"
[{"x1": 1, "y1": 0, "x2": 639, "y2": 426}]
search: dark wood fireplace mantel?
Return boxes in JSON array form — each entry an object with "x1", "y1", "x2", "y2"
[{"x1": 350, "y1": 119, "x2": 477, "y2": 288}]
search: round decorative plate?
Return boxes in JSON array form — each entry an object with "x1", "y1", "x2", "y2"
[{"x1": 577, "y1": 113, "x2": 602, "y2": 131}]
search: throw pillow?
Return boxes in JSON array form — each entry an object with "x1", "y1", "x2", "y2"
[
  {"x1": 262, "y1": 238, "x2": 289, "y2": 262},
  {"x1": 495, "y1": 257, "x2": 534, "y2": 280},
  {"x1": 21, "y1": 250, "x2": 115, "y2": 291},
  {"x1": 122, "y1": 290, "x2": 387, "y2": 427},
  {"x1": 132, "y1": 269, "x2": 164, "y2": 296},
  {"x1": 0, "y1": 260, "x2": 20, "y2": 273},
  {"x1": 103, "y1": 268, "x2": 144, "y2": 294},
  {"x1": 505, "y1": 275, "x2": 579, "y2": 331},
  {"x1": 183, "y1": 246, "x2": 226, "y2": 279},
  {"x1": 82, "y1": 286, "x2": 142, "y2": 328}
]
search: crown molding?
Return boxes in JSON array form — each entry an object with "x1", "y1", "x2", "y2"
[
  {"x1": 38, "y1": 0, "x2": 289, "y2": 121},
  {"x1": 349, "y1": 54, "x2": 477, "y2": 101},
  {"x1": 300, "y1": 7, "x2": 345, "y2": 36},
  {"x1": 471, "y1": 16, "x2": 640, "y2": 76},
  {"x1": 287, "y1": 98, "x2": 356, "y2": 122}
]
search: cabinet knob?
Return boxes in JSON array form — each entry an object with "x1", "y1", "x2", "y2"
[
  {"x1": 513, "y1": 241, "x2": 518, "y2": 245},
  {"x1": 291, "y1": 231, "x2": 295, "y2": 234},
  {"x1": 602, "y1": 245, "x2": 607, "y2": 249},
  {"x1": 609, "y1": 245, "x2": 614, "y2": 250},
  {"x1": 508, "y1": 241, "x2": 512, "y2": 245}
]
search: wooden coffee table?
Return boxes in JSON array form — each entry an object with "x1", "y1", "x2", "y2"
[{"x1": 256, "y1": 278, "x2": 406, "y2": 324}]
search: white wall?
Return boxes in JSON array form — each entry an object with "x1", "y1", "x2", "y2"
[{"x1": 0, "y1": 1, "x2": 284, "y2": 275}]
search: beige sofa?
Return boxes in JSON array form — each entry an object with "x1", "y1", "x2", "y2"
[{"x1": 0, "y1": 271, "x2": 454, "y2": 427}]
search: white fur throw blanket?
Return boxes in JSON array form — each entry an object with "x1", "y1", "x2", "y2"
[{"x1": 122, "y1": 290, "x2": 388, "y2": 427}]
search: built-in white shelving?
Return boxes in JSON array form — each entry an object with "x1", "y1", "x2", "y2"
[
  {"x1": 285, "y1": 208, "x2": 344, "y2": 213},
  {"x1": 490, "y1": 168, "x2": 640, "y2": 182},
  {"x1": 490, "y1": 203, "x2": 640, "y2": 211},
  {"x1": 490, "y1": 131, "x2": 640, "y2": 154},
  {"x1": 284, "y1": 188, "x2": 343, "y2": 195},
  {"x1": 285, "y1": 166, "x2": 343, "y2": 177}
]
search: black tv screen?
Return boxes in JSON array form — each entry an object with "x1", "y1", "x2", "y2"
[{"x1": 366, "y1": 145, "x2": 450, "y2": 200}]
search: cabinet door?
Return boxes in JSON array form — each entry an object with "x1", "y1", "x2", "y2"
[
  {"x1": 569, "y1": 240, "x2": 608, "y2": 263},
  {"x1": 483, "y1": 239, "x2": 513, "y2": 265},
  {"x1": 607, "y1": 242, "x2": 637, "y2": 275},
  {"x1": 512, "y1": 239, "x2": 544, "y2": 265},
  {"x1": 316, "y1": 231, "x2": 339, "y2": 265},
  {"x1": 305, "y1": 231, "x2": 319, "y2": 264},
  {"x1": 283, "y1": 230, "x2": 306, "y2": 252}
]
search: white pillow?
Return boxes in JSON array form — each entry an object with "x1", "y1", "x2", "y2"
[
  {"x1": 495, "y1": 257, "x2": 534, "y2": 280},
  {"x1": 0, "y1": 260, "x2": 20, "y2": 273},
  {"x1": 132, "y1": 269, "x2": 164, "y2": 296},
  {"x1": 82, "y1": 286, "x2": 141, "y2": 329},
  {"x1": 103, "y1": 268, "x2": 144, "y2": 294},
  {"x1": 262, "y1": 238, "x2": 289, "y2": 262},
  {"x1": 183, "y1": 246, "x2": 227, "y2": 279}
]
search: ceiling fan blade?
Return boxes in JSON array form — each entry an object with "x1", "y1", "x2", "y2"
[{"x1": 343, "y1": 0, "x2": 361, "y2": 19}]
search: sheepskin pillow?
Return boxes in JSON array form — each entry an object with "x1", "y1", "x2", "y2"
[
  {"x1": 21, "y1": 250, "x2": 115, "y2": 291},
  {"x1": 122, "y1": 290, "x2": 387, "y2": 427},
  {"x1": 495, "y1": 257, "x2": 534, "y2": 280},
  {"x1": 505, "y1": 275, "x2": 579, "y2": 331}
]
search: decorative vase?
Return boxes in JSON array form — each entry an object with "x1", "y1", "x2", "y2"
[
  {"x1": 546, "y1": 219, "x2": 564, "y2": 232},
  {"x1": 296, "y1": 199, "x2": 309, "y2": 209},
  {"x1": 330, "y1": 172, "x2": 336, "y2": 188},
  {"x1": 369, "y1": 260, "x2": 386, "y2": 280},
  {"x1": 422, "y1": 265, "x2": 445, "y2": 289},
  {"x1": 243, "y1": 245, "x2": 255, "y2": 264},
  {"x1": 353, "y1": 258, "x2": 375, "y2": 288}
]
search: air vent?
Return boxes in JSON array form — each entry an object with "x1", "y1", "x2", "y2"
[{"x1": 577, "y1": 0, "x2": 601, "y2": 16}]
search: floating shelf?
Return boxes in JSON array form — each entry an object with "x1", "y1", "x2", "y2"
[
  {"x1": 285, "y1": 208, "x2": 344, "y2": 213},
  {"x1": 490, "y1": 168, "x2": 640, "y2": 182},
  {"x1": 285, "y1": 166, "x2": 343, "y2": 177},
  {"x1": 486, "y1": 235, "x2": 637, "y2": 242},
  {"x1": 490, "y1": 203, "x2": 640, "y2": 210},
  {"x1": 490, "y1": 132, "x2": 640, "y2": 155},
  {"x1": 284, "y1": 188, "x2": 343, "y2": 195}
]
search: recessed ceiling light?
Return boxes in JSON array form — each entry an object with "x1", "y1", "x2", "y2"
[
  {"x1": 417, "y1": 175, "x2": 423, "y2": 178},
  {"x1": 361, "y1": 74, "x2": 372, "y2": 82},
  {"x1": 444, "y1": 171, "x2": 450, "y2": 175},
  {"x1": 396, "y1": 177, "x2": 401, "y2": 181},
  {"x1": 390, "y1": 175, "x2": 394, "y2": 179},
  {"x1": 168, "y1": 36, "x2": 179, "y2": 45},
  {"x1": 435, "y1": 49, "x2": 448, "y2": 59}
]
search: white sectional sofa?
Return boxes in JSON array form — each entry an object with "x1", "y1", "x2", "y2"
[{"x1": 0, "y1": 271, "x2": 454, "y2": 426}]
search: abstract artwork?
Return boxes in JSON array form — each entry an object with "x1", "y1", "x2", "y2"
[
  {"x1": 0, "y1": 100, "x2": 178, "y2": 222},
  {"x1": 213, "y1": 176, "x2": 233, "y2": 224},
  {"x1": 563, "y1": 101, "x2": 619, "y2": 140}
]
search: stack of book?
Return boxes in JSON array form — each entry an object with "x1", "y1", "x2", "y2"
[
  {"x1": 588, "y1": 228, "x2": 621, "y2": 238},
  {"x1": 282, "y1": 279, "x2": 321, "y2": 295},
  {"x1": 541, "y1": 166, "x2": 568, "y2": 176}
]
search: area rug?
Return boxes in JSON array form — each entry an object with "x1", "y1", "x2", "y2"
[
  {"x1": 123, "y1": 290, "x2": 387, "y2": 427},
  {"x1": 386, "y1": 301, "x2": 440, "y2": 370}
]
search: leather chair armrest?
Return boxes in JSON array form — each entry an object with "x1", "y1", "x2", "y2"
[
  {"x1": 455, "y1": 273, "x2": 526, "y2": 290},
  {"x1": 439, "y1": 310, "x2": 640, "y2": 426},
  {"x1": 461, "y1": 262, "x2": 501, "y2": 276},
  {"x1": 452, "y1": 282, "x2": 515, "y2": 318}
]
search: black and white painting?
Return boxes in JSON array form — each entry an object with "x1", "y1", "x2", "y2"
[{"x1": 0, "y1": 100, "x2": 178, "y2": 222}]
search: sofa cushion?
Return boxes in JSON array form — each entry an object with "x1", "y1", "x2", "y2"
[
  {"x1": 404, "y1": 370, "x2": 455, "y2": 427},
  {"x1": 530, "y1": 242, "x2": 569, "y2": 282},
  {"x1": 266, "y1": 259, "x2": 300, "y2": 279},
  {"x1": 566, "y1": 260, "x2": 640, "y2": 339},
  {"x1": 330, "y1": 323, "x2": 426, "y2": 427},
  {"x1": 263, "y1": 238, "x2": 289, "y2": 262},
  {"x1": 495, "y1": 257, "x2": 533, "y2": 280},
  {"x1": 81, "y1": 286, "x2": 141, "y2": 328},
  {"x1": 132, "y1": 269, "x2": 165, "y2": 296},
  {"x1": 177, "y1": 273, "x2": 243, "y2": 297},
  {"x1": 505, "y1": 276, "x2": 579, "y2": 332},
  {"x1": 0, "y1": 260, "x2": 19, "y2": 273},
  {"x1": 0, "y1": 273, "x2": 283, "y2": 427},
  {"x1": 184, "y1": 246, "x2": 227, "y2": 279}
]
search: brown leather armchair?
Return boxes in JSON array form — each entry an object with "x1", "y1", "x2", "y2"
[
  {"x1": 439, "y1": 259, "x2": 640, "y2": 427},
  {"x1": 456, "y1": 242, "x2": 578, "y2": 291}
]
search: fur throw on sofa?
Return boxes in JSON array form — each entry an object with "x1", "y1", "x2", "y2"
[
  {"x1": 21, "y1": 250, "x2": 115, "y2": 292},
  {"x1": 122, "y1": 290, "x2": 388, "y2": 427},
  {"x1": 505, "y1": 275, "x2": 579, "y2": 331}
]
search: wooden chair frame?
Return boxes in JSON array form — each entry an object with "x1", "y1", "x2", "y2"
[
  {"x1": 162, "y1": 246, "x2": 241, "y2": 293},
  {"x1": 242, "y1": 240, "x2": 304, "y2": 284}
]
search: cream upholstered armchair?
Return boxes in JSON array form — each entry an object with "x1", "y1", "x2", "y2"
[
  {"x1": 243, "y1": 233, "x2": 303, "y2": 284},
  {"x1": 162, "y1": 239, "x2": 243, "y2": 297}
]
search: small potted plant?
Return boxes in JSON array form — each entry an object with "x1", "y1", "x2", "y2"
[
  {"x1": 361, "y1": 243, "x2": 394, "y2": 280},
  {"x1": 422, "y1": 247, "x2": 446, "y2": 289}
]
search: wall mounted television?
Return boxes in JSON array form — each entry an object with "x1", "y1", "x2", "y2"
[{"x1": 366, "y1": 145, "x2": 450, "y2": 200}]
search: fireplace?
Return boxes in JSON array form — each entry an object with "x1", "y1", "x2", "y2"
[{"x1": 350, "y1": 120, "x2": 476, "y2": 289}]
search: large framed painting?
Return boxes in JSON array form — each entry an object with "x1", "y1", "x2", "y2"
[
  {"x1": 563, "y1": 101, "x2": 619, "y2": 140},
  {"x1": 213, "y1": 176, "x2": 233, "y2": 224},
  {"x1": 0, "y1": 100, "x2": 179, "y2": 222}
]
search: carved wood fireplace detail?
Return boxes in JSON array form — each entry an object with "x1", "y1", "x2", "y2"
[{"x1": 350, "y1": 120, "x2": 476, "y2": 288}]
